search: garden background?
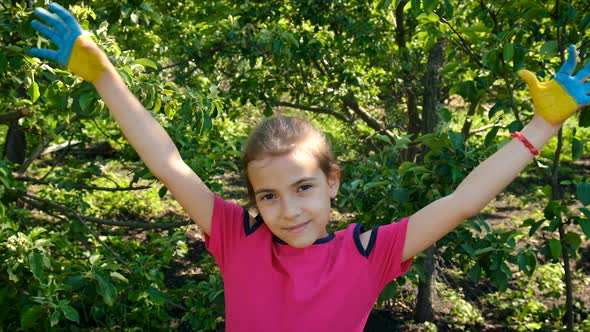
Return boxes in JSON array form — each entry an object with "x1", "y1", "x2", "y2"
[{"x1": 1, "y1": 0, "x2": 590, "y2": 330}]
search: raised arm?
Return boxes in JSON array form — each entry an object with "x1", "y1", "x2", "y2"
[
  {"x1": 402, "y1": 45, "x2": 590, "y2": 262},
  {"x1": 30, "y1": 3, "x2": 214, "y2": 233}
]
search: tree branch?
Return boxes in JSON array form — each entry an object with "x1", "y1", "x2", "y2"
[
  {"x1": 17, "y1": 113, "x2": 82, "y2": 174},
  {"x1": 20, "y1": 194, "x2": 130, "y2": 268},
  {"x1": 274, "y1": 101, "x2": 350, "y2": 123},
  {"x1": 0, "y1": 109, "x2": 30, "y2": 124},
  {"x1": 16, "y1": 176, "x2": 152, "y2": 191},
  {"x1": 435, "y1": 13, "x2": 484, "y2": 69},
  {"x1": 341, "y1": 93, "x2": 396, "y2": 141},
  {"x1": 22, "y1": 192, "x2": 189, "y2": 230}
]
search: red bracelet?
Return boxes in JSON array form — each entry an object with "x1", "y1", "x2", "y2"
[{"x1": 511, "y1": 131, "x2": 540, "y2": 156}]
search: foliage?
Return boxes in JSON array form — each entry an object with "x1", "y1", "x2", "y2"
[
  {"x1": 435, "y1": 282, "x2": 484, "y2": 330},
  {"x1": 1, "y1": 0, "x2": 589, "y2": 330},
  {"x1": 484, "y1": 263, "x2": 567, "y2": 331}
]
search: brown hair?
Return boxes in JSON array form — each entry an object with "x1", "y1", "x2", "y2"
[{"x1": 242, "y1": 115, "x2": 340, "y2": 204}]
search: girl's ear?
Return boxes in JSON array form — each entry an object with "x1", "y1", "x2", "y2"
[{"x1": 327, "y1": 169, "x2": 341, "y2": 199}]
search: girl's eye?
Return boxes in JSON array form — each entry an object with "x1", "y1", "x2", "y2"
[
  {"x1": 298, "y1": 184, "x2": 312, "y2": 192},
  {"x1": 260, "y1": 194, "x2": 275, "y2": 201}
]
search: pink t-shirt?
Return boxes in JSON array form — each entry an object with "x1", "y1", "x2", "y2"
[{"x1": 205, "y1": 195, "x2": 413, "y2": 332}]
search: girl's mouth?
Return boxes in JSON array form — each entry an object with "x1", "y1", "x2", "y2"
[{"x1": 283, "y1": 221, "x2": 311, "y2": 233}]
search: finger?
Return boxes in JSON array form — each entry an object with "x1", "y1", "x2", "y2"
[
  {"x1": 48, "y1": 2, "x2": 81, "y2": 33},
  {"x1": 575, "y1": 62, "x2": 590, "y2": 81},
  {"x1": 29, "y1": 48, "x2": 60, "y2": 63},
  {"x1": 31, "y1": 20, "x2": 62, "y2": 46},
  {"x1": 517, "y1": 69, "x2": 539, "y2": 87},
  {"x1": 33, "y1": 7, "x2": 66, "y2": 35},
  {"x1": 558, "y1": 44, "x2": 578, "y2": 76}
]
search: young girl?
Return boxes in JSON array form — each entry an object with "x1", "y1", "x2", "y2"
[{"x1": 30, "y1": 3, "x2": 590, "y2": 331}]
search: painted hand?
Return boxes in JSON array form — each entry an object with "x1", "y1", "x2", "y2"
[
  {"x1": 518, "y1": 45, "x2": 590, "y2": 124},
  {"x1": 30, "y1": 2, "x2": 108, "y2": 83}
]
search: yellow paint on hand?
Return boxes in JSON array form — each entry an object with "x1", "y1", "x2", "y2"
[
  {"x1": 67, "y1": 35, "x2": 108, "y2": 83},
  {"x1": 518, "y1": 69, "x2": 578, "y2": 124}
]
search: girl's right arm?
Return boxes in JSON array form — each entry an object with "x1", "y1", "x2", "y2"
[
  {"x1": 93, "y1": 59, "x2": 215, "y2": 234},
  {"x1": 30, "y1": 3, "x2": 214, "y2": 234}
]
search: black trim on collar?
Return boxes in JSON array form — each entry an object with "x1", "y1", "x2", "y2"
[
  {"x1": 272, "y1": 232, "x2": 335, "y2": 245},
  {"x1": 353, "y1": 224, "x2": 379, "y2": 258},
  {"x1": 243, "y1": 209, "x2": 263, "y2": 236}
]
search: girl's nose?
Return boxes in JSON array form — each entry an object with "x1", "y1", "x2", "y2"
[{"x1": 281, "y1": 197, "x2": 301, "y2": 219}]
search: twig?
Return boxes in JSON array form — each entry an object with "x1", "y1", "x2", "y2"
[
  {"x1": 17, "y1": 113, "x2": 82, "y2": 174},
  {"x1": 21, "y1": 195, "x2": 130, "y2": 268},
  {"x1": 16, "y1": 176, "x2": 152, "y2": 192},
  {"x1": 435, "y1": 13, "x2": 485, "y2": 69},
  {"x1": 274, "y1": 101, "x2": 350, "y2": 123},
  {"x1": 22, "y1": 192, "x2": 188, "y2": 229},
  {"x1": 83, "y1": 215, "x2": 188, "y2": 229},
  {"x1": 0, "y1": 109, "x2": 30, "y2": 124}
]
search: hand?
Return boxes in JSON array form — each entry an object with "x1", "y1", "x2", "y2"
[
  {"x1": 30, "y1": 2, "x2": 109, "y2": 83},
  {"x1": 518, "y1": 45, "x2": 590, "y2": 124}
]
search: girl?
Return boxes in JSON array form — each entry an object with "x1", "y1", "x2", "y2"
[{"x1": 30, "y1": 3, "x2": 590, "y2": 331}]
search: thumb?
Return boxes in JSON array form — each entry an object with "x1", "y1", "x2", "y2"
[{"x1": 517, "y1": 69, "x2": 540, "y2": 90}]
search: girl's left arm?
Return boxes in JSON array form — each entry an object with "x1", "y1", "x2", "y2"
[
  {"x1": 403, "y1": 115, "x2": 559, "y2": 261},
  {"x1": 402, "y1": 45, "x2": 590, "y2": 262}
]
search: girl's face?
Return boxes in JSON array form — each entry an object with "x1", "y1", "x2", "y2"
[{"x1": 247, "y1": 148, "x2": 339, "y2": 248}]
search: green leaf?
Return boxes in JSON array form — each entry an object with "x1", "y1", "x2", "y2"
[
  {"x1": 572, "y1": 137, "x2": 583, "y2": 160},
  {"x1": 152, "y1": 97, "x2": 162, "y2": 113},
  {"x1": 50, "y1": 310, "x2": 60, "y2": 326},
  {"x1": 564, "y1": 232, "x2": 582, "y2": 250},
  {"x1": 576, "y1": 182, "x2": 590, "y2": 206},
  {"x1": 579, "y1": 106, "x2": 590, "y2": 127},
  {"x1": 528, "y1": 220, "x2": 545, "y2": 237},
  {"x1": 110, "y1": 271, "x2": 129, "y2": 283},
  {"x1": 579, "y1": 217, "x2": 590, "y2": 238},
  {"x1": 540, "y1": 40, "x2": 558, "y2": 59},
  {"x1": 544, "y1": 200, "x2": 562, "y2": 219},
  {"x1": 437, "y1": 107, "x2": 452, "y2": 122},
  {"x1": 21, "y1": 305, "x2": 44, "y2": 329},
  {"x1": 158, "y1": 186, "x2": 168, "y2": 198},
  {"x1": 513, "y1": 45, "x2": 526, "y2": 70},
  {"x1": 363, "y1": 180, "x2": 388, "y2": 190},
  {"x1": 95, "y1": 273, "x2": 116, "y2": 306},
  {"x1": 503, "y1": 43, "x2": 514, "y2": 62},
  {"x1": 507, "y1": 120, "x2": 523, "y2": 133},
  {"x1": 549, "y1": 239, "x2": 562, "y2": 259},
  {"x1": 458, "y1": 80, "x2": 477, "y2": 101},
  {"x1": 134, "y1": 58, "x2": 158, "y2": 70},
  {"x1": 28, "y1": 252, "x2": 44, "y2": 282},
  {"x1": 474, "y1": 247, "x2": 494, "y2": 256},
  {"x1": 79, "y1": 92, "x2": 94, "y2": 111},
  {"x1": 484, "y1": 126, "x2": 500, "y2": 146},
  {"x1": 28, "y1": 81, "x2": 40, "y2": 103},
  {"x1": 392, "y1": 188, "x2": 409, "y2": 204},
  {"x1": 147, "y1": 287, "x2": 166, "y2": 305},
  {"x1": 89, "y1": 253, "x2": 101, "y2": 266},
  {"x1": 58, "y1": 301, "x2": 80, "y2": 323}
]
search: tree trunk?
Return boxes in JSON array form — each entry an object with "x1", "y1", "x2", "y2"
[
  {"x1": 550, "y1": 129, "x2": 574, "y2": 331},
  {"x1": 415, "y1": 246, "x2": 435, "y2": 322},
  {"x1": 460, "y1": 95, "x2": 483, "y2": 141},
  {"x1": 395, "y1": 0, "x2": 421, "y2": 162},
  {"x1": 414, "y1": 37, "x2": 446, "y2": 323}
]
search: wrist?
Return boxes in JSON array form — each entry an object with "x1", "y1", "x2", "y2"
[
  {"x1": 67, "y1": 35, "x2": 111, "y2": 83},
  {"x1": 518, "y1": 115, "x2": 561, "y2": 152}
]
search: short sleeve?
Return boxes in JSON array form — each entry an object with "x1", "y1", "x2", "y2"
[
  {"x1": 204, "y1": 195, "x2": 247, "y2": 271},
  {"x1": 368, "y1": 217, "x2": 413, "y2": 286}
]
